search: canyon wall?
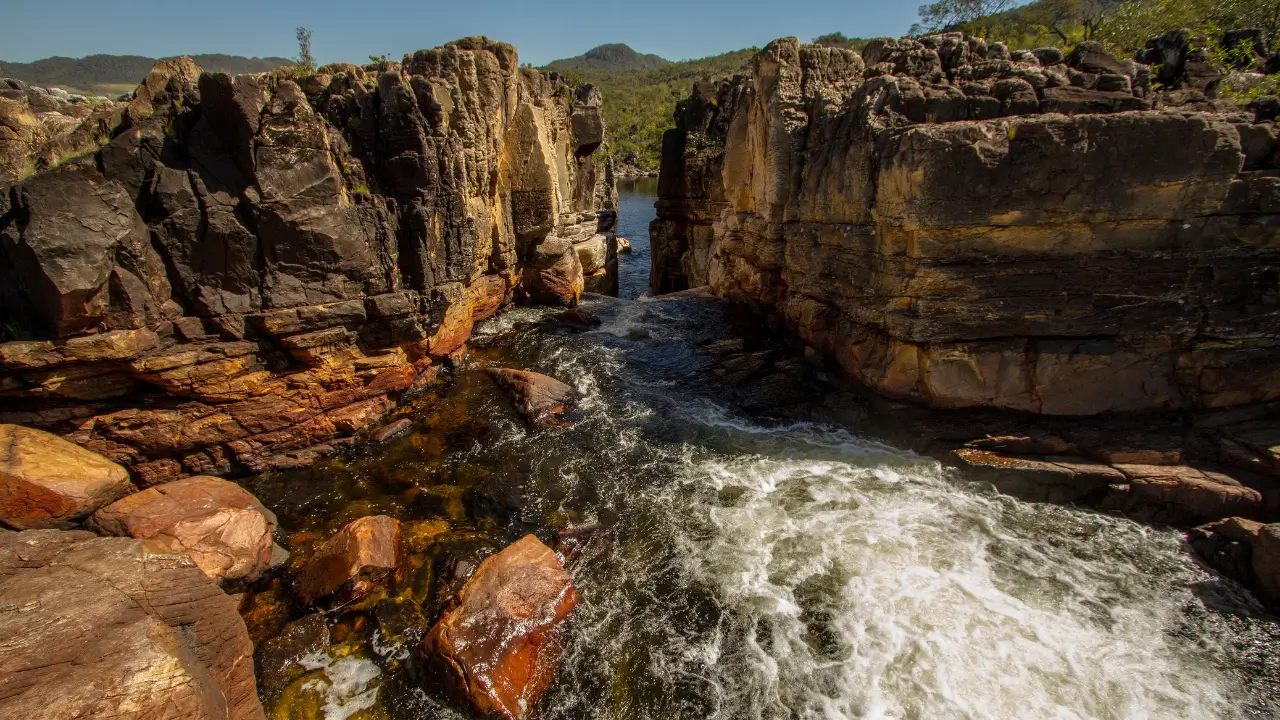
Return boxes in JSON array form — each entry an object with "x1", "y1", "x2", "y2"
[
  {"x1": 0, "y1": 38, "x2": 617, "y2": 481},
  {"x1": 652, "y1": 35, "x2": 1280, "y2": 417}
]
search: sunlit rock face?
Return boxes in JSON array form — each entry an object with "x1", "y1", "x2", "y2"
[
  {"x1": 0, "y1": 38, "x2": 617, "y2": 477},
  {"x1": 652, "y1": 34, "x2": 1280, "y2": 416}
]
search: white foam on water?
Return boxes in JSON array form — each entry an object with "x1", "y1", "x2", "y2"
[
  {"x1": 295, "y1": 652, "x2": 383, "y2": 720},
  {"x1": 671, "y1": 421, "x2": 1240, "y2": 720}
]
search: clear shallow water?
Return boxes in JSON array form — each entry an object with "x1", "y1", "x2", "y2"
[{"x1": 247, "y1": 182, "x2": 1279, "y2": 720}]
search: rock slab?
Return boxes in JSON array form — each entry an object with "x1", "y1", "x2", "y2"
[
  {"x1": 0, "y1": 529, "x2": 265, "y2": 719},
  {"x1": 417, "y1": 534, "x2": 579, "y2": 720}
]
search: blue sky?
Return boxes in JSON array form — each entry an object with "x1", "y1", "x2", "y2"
[{"x1": 1, "y1": 0, "x2": 924, "y2": 65}]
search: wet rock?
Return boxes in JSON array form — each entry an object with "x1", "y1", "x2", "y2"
[
  {"x1": 0, "y1": 424, "x2": 132, "y2": 530},
  {"x1": 0, "y1": 530, "x2": 265, "y2": 719},
  {"x1": 89, "y1": 475, "x2": 279, "y2": 585},
  {"x1": 551, "y1": 307, "x2": 603, "y2": 330},
  {"x1": 296, "y1": 515, "x2": 402, "y2": 608},
  {"x1": 617, "y1": 237, "x2": 632, "y2": 253},
  {"x1": 255, "y1": 612, "x2": 331, "y2": 703},
  {"x1": 374, "y1": 418, "x2": 414, "y2": 443},
  {"x1": 417, "y1": 534, "x2": 579, "y2": 720},
  {"x1": 486, "y1": 368, "x2": 576, "y2": 428},
  {"x1": 953, "y1": 448, "x2": 1125, "y2": 504}
]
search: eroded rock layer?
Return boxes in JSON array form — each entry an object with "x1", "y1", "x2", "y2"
[
  {"x1": 0, "y1": 38, "x2": 618, "y2": 479},
  {"x1": 652, "y1": 35, "x2": 1280, "y2": 416}
]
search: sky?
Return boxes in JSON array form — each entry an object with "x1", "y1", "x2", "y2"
[{"x1": 0, "y1": 0, "x2": 924, "y2": 66}]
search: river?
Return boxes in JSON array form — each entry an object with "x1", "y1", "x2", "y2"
[{"x1": 242, "y1": 178, "x2": 1280, "y2": 720}]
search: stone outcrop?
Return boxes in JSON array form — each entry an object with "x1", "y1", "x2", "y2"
[
  {"x1": 89, "y1": 474, "x2": 280, "y2": 584},
  {"x1": 296, "y1": 515, "x2": 402, "y2": 608},
  {"x1": 0, "y1": 529, "x2": 264, "y2": 719},
  {"x1": 651, "y1": 34, "x2": 1280, "y2": 417},
  {"x1": 0, "y1": 39, "x2": 617, "y2": 479},
  {"x1": 0, "y1": 423, "x2": 132, "y2": 529},
  {"x1": 0, "y1": 78, "x2": 123, "y2": 185},
  {"x1": 417, "y1": 534, "x2": 579, "y2": 720},
  {"x1": 486, "y1": 368, "x2": 576, "y2": 427}
]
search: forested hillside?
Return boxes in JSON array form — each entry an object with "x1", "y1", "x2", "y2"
[
  {"x1": 915, "y1": 0, "x2": 1280, "y2": 53},
  {"x1": 546, "y1": 46, "x2": 757, "y2": 174}
]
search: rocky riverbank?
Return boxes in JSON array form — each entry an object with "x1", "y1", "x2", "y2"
[
  {"x1": 651, "y1": 31, "x2": 1280, "y2": 607},
  {"x1": 0, "y1": 38, "x2": 619, "y2": 479}
]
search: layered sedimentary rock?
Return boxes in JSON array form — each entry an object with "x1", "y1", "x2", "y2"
[
  {"x1": 652, "y1": 35, "x2": 1280, "y2": 417},
  {"x1": 0, "y1": 529, "x2": 264, "y2": 719},
  {"x1": 0, "y1": 39, "x2": 617, "y2": 479}
]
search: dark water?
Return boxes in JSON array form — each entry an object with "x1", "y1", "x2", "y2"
[
  {"x1": 240, "y1": 182, "x2": 1280, "y2": 720},
  {"x1": 616, "y1": 177, "x2": 657, "y2": 300}
]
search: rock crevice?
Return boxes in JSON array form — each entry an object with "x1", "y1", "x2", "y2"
[{"x1": 0, "y1": 39, "x2": 618, "y2": 478}]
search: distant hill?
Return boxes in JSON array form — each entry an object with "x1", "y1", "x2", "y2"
[
  {"x1": 546, "y1": 43, "x2": 669, "y2": 72},
  {"x1": 0, "y1": 53, "x2": 293, "y2": 96},
  {"x1": 544, "y1": 47, "x2": 755, "y2": 173}
]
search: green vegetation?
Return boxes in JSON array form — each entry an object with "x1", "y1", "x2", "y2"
[
  {"x1": 295, "y1": 27, "x2": 316, "y2": 72},
  {"x1": 545, "y1": 44, "x2": 757, "y2": 173},
  {"x1": 812, "y1": 32, "x2": 876, "y2": 52},
  {"x1": 918, "y1": 0, "x2": 1280, "y2": 53},
  {"x1": 1095, "y1": 0, "x2": 1280, "y2": 53},
  {"x1": 0, "y1": 53, "x2": 292, "y2": 96}
]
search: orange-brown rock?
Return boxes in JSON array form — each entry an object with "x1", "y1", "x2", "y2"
[
  {"x1": 417, "y1": 534, "x2": 579, "y2": 720},
  {"x1": 0, "y1": 424, "x2": 132, "y2": 529},
  {"x1": 486, "y1": 368, "x2": 575, "y2": 428},
  {"x1": 652, "y1": 35, "x2": 1280, "y2": 417},
  {"x1": 0, "y1": 529, "x2": 265, "y2": 719},
  {"x1": 296, "y1": 515, "x2": 402, "y2": 607},
  {"x1": 89, "y1": 475, "x2": 278, "y2": 584},
  {"x1": 0, "y1": 40, "x2": 618, "y2": 477}
]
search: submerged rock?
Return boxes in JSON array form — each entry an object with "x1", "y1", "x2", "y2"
[
  {"x1": 0, "y1": 529, "x2": 264, "y2": 719},
  {"x1": 0, "y1": 424, "x2": 132, "y2": 529},
  {"x1": 486, "y1": 368, "x2": 576, "y2": 428},
  {"x1": 296, "y1": 515, "x2": 402, "y2": 608},
  {"x1": 89, "y1": 474, "x2": 279, "y2": 585},
  {"x1": 550, "y1": 307, "x2": 603, "y2": 330},
  {"x1": 417, "y1": 534, "x2": 579, "y2": 720}
]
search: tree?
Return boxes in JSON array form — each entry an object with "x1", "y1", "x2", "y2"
[
  {"x1": 912, "y1": 0, "x2": 1019, "y2": 34},
  {"x1": 295, "y1": 27, "x2": 315, "y2": 72},
  {"x1": 1026, "y1": 0, "x2": 1113, "y2": 42}
]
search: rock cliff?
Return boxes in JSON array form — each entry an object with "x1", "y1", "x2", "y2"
[
  {"x1": 0, "y1": 38, "x2": 618, "y2": 480},
  {"x1": 652, "y1": 35, "x2": 1280, "y2": 417}
]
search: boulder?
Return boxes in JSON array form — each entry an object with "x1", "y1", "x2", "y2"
[
  {"x1": 486, "y1": 368, "x2": 575, "y2": 428},
  {"x1": 551, "y1": 308, "x2": 603, "y2": 330},
  {"x1": 417, "y1": 534, "x2": 579, "y2": 720},
  {"x1": 0, "y1": 529, "x2": 265, "y2": 719},
  {"x1": 88, "y1": 475, "x2": 279, "y2": 585},
  {"x1": 296, "y1": 515, "x2": 402, "y2": 607},
  {"x1": 1, "y1": 166, "x2": 161, "y2": 336},
  {"x1": 521, "y1": 247, "x2": 584, "y2": 307},
  {"x1": 1254, "y1": 523, "x2": 1280, "y2": 603},
  {"x1": 0, "y1": 424, "x2": 132, "y2": 530},
  {"x1": 617, "y1": 237, "x2": 632, "y2": 253}
]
